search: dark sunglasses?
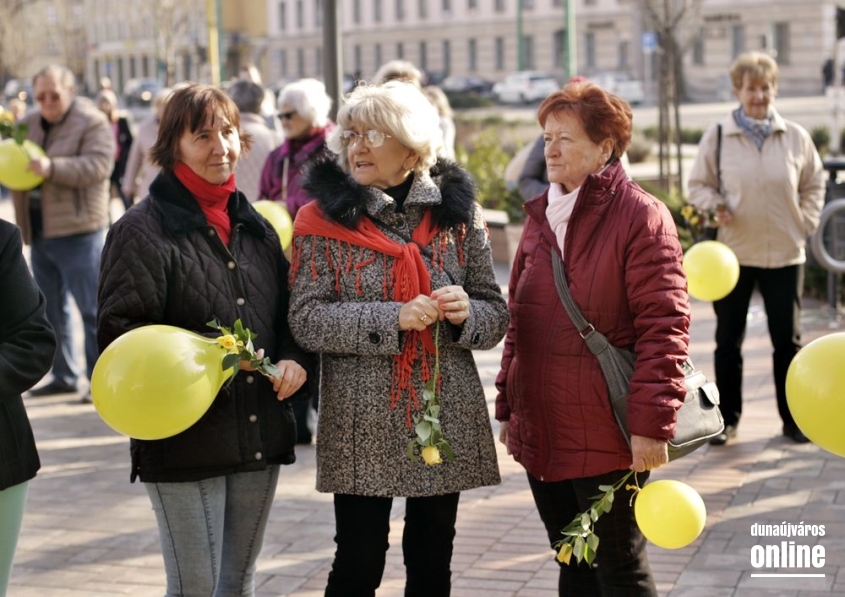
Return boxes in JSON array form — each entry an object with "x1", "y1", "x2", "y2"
[
  {"x1": 36, "y1": 92, "x2": 61, "y2": 103},
  {"x1": 279, "y1": 111, "x2": 297, "y2": 120}
]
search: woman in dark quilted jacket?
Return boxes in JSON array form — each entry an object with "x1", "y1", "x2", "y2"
[
  {"x1": 495, "y1": 81, "x2": 690, "y2": 596},
  {"x1": 97, "y1": 84, "x2": 310, "y2": 597}
]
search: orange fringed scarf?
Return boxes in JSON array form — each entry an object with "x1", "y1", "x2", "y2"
[{"x1": 292, "y1": 201, "x2": 440, "y2": 426}]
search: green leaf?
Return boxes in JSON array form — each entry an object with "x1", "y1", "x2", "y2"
[
  {"x1": 222, "y1": 353, "x2": 240, "y2": 372},
  {"x1": 406, "y1": 439, "x2": 419, "y2": 461},
  {"x1": 428, "y1": 404, "x2": 440, "y2": 418},
  {"x1": 234, "y1": 319, "x2": 246, "y2": 339},
  {"x1": 423, "y1": 414, "x2": 440, "y2": 423},
  {"x1": 587, "y1": 533, "x2": 599, "y2": 553},
  {"x1": 423, "y1": 387, "x2": 436, "y2": 402},
  {"x1": 597, "y1": 484, "x2": 613, "y2": 492},
  {"x1": 580, "y1": 513, "x2": 591, "y2": 531},
  {"x1": 590, "y1": 508, "x2": 599, "y2": 522},
  {"x1": 440, "y1": 442, "x2": 454, "y2": 461},
  {"x1": 573, "y1": 536, "x2": 585, "y2": 562},
  {"x1": 583, "y1": 543, "x2": 596, "y2": 566},
  {"x1": 415, "y1": 421, "x2": 432, "y2": 442}
]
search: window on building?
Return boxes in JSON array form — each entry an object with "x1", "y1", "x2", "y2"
[
  {"x1": 375, "y1": 43, "x2": 382, "y2": 67},
  {"x1": 731, "y1": 24, "x2": 745, "y2": 59},
  {"x1": 585, "y1": 31, "x2": 595, "y2": 68},
  {"x1": 583, "y1": 0, "x2": 596, "y2": 5},
  {"x1": 443, "y1": 40, "x2": 451, "y2": 73},
  {"x1": 397, "y1": 42, "x2": 404, "y2": 58},
  {"x1": 297, "y1": 48, "x2": 305, "y2": 76},
  {"x1": 316, "y1": 47, "x2": 322, "y2": 71},
  {"x1": 692, "y1": 31, "x2": 704, "y2": 65},
  {"x1": 552, "y1": 0, "x2": 562, "y2": 6},
  {"x1": 442, "y1": 0, "x2": 451, "y2": 14},
  {"x1": 375, "y1": 0, "x2": 382, "y2": 21},
  {"x1": 353, "y1": 0, "x2": 361, "y2": 23},
  {"x1": 553, "y1": 29, "x2": 566, "y2": 68},
  {"x1": 494, "y1": 0, "x2": 504, "y2": 12},
  {"x1": 523, "y1": 35, "x2": 535, "y2": 69},
  {"x1": 419, "y1": 40, "x2": 427, "y2": 70},
  {"x1": 468, "y1": 38, "x2": 477, "y2": 71},
  {"x1": 315, "y1": 0, "x2": 323, "y2": 26},
  {"x1": 279, "y1": 49, "x2": 287, "y2": 76},
  {"x1": 774, "y1": 22, "x2": 790, "y2": 64},
  {"x1": 419, "y1": 0, "x2": 427, "y2": 19},
  {"x1": 46, "y1": 5, "x2": 58, "y2": 23},
  {"x1": 278, "y1": 1, "x2": 287, "y2": 29},
  {"x1": 396, "y1": 0, "x2": 404, "y2": 20},
  {"x1": 354, "y1": 44, "x2": 362, "y2": 73},
  {"x1": 495, "y1": 37, "x2": 504, "y2": 70},
  {"x1": 468, "y1": 0, "x2": 477, "y2": 10},
  {"x1": 618, "y1": 40, "x2": 629, "y2": 69},
  {"x1": 296, "y1": 0, "x2": 303, "y2": 28},
  {"x1": 523, "y1": 0, "x2": 534, "y2": 10}
]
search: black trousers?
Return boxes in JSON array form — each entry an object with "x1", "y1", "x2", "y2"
[
  {"x1": 527, "y1": 470, "x2": 657, "y2": 597},
  {"x1": 713, "y1": 264, "x2": 803, "y2": 429},
  {"x1": 325, "y1": 492, "x2": 460, "y2": 597}
]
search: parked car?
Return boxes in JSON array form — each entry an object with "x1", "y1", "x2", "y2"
[
  {"x1": 492, "y1": 71, "x2": 559, "y2": 104},
  {"x1": 3, "y1": 79, "x2": 34, "y2": 106},
  {"x1": 588, "y1": 72, "x2": 645, "y2": 105},
  {"x1": 440, "y1": 75, "x2": 494, "y2": 96},
  {"x1": 123, "y1": 78, "x2": 163, "y2": 107}
]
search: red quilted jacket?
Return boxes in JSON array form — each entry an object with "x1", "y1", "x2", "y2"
[{"x1": 495, "y1": 161, "x2": 690, "y2": 482}]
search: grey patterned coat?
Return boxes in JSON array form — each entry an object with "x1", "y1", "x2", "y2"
[{"x1": 289, "y1": 158, "x2": 508, "y2": 497}]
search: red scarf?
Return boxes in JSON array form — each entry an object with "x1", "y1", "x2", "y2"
[
  {"x1": 292, "y1": 201, "x2": 440, "y2": 425},
  {"x1": 173, "y1": 161, "x2": 237, "y2": 246}
]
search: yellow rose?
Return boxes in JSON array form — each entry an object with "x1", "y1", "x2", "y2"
[
  {"x1": 217, "y1": 334, "x2": 238, "y2": 352},
  {"x1": 0, "y1": 109, "x2": 13, "y2": 124},
  {"x1": 421, "y1": 445, "x2": 443, "y2": 466}
]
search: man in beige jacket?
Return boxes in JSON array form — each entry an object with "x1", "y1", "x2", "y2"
[{"x1": 11, "y1": 64, "x2": 114, "y2": 403}]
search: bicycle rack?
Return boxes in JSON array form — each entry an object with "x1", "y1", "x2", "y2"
[{"x1": 810, "y1": 199, "x2": 845, "y2": 310}]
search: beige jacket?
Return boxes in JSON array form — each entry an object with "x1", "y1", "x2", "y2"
[
  {"x1": 688, "y1": 108, "x2": 824, "y2": 268},
  {"x1": 121, "y1": 113, "x2": 161, "y2": 203},
  {"x1": 11, "y1": 97, "x2": 114, "y2": 245}
]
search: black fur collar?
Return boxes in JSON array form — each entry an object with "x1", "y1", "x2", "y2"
[{"x1": 301, "y1": 156, "x2": 476, "y2": 230}]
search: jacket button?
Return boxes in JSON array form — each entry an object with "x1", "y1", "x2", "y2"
[
  {"x1": 368, "y1": 331, "x2": 381, "y2": 344},
  {"x1": 227, "y1": 261, "x2": 236, "y2": 269},
  {"x1": 249, "y1": 414, "x2": 257, "y2": 423},
  {"x1": 246, "y1": 375, "x2": 254, "y2": 384},
  {"x1": 207, "y1": 229, "x2": 215, "y2": 236},
  {"x1": 236, "y1": 297, "x2": 245, "y2": 306},
  {"x1": 472, "y1": 333, "x2": 481, "y2": 345},
  {"x1": 255, "y1": 452, "x2": 263, "y2": 460}
]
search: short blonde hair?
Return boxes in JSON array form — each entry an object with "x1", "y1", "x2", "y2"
[
  {"x1": 730, "y1": 51, "x2": 778, "y2": 90},
  {"x1": 327, "y1": 81, "x2": 443, "y2": 173},
  {"x1": 372, "y1": 60, "x2": 424, "y2": 88}
]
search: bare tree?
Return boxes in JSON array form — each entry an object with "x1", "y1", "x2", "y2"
[
  {"x1": 640, "y1": 0, "x2": 702, "y2": 196},
  {"x1": 46, "y1": 0, "x2": 87, "y2": 82},
  {"x1": 0, "y1": 0, "x2": 30, "y2": 83},
  {"x1": 145, "y1": 0, "x2": 205, "y2": 85}
]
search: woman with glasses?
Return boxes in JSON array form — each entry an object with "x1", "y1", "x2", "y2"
[
  {"x1": 288, "y1": 81, "x2": 509, "y2": 597},
  {"x1": 258, "y1": 78, "x2": 334, "y2": 219}
]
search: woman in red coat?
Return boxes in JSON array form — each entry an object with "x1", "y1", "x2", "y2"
[{"x1": 495, "y1": 81, "x2": 690, "y2": 596}]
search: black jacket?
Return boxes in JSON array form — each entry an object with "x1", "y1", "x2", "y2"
[
  {"x1": 0, "y1": 220, "x2": 56, "y2": 490},
  {"x1": 98, "y1": 170, "x2": 310, "y2": 483}
]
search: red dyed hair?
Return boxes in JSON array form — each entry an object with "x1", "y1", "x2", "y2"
[{"x1": 537, "y1": 81, "x2": 632, "y2": 161}]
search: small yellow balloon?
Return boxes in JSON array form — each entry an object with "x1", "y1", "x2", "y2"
[
  {"x1": 253, "y1": 200, "x2": 293, "y2": 251},
  {"x1": 91, "y1": 325, "x2": 234, "y2": 440},
  {"x1": 683, "y1": 240, "x2": 740, "y2": 302},
  {"x1": 634, "y1": 480, "x2": 706, "y2": 549},
  {"x1": 0, "y1": 139, "x2": 46, "y2": 191},
  {"x1": 786, "y1": 333, "x2": 845, "y2": 457}
]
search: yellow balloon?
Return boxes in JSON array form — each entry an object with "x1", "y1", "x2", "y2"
[
  {"x1": 0, "y1": 139, "x2": 46, "y2": 191},
  {"x1": 634, "y1": 480, "x2": 706, "y2": 549},
  {"x1": 683, "y1": 240, "x2": 740, "y2": 302},
  {"x1": 786, "y1": 333, "x2": 845, "y2": 457},
  {"x1": 91, "y1": 325, "x2": 234, "y2": 440},
  {"x1": 253, "y1": 200, "x2": 293, "y2": 250}
]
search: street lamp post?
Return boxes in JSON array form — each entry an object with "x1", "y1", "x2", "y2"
[
  {"x1": 517, "y1": 0, "x2": 524, "y2": 71},
  {"x1": 206, "y1": 0, "x2": 221, "y2": 86},
  {"x1": 565, "y1": 0, "x2": 576, "y2": 80},
  {"x1": 323, "y1": 0, "x2": 343, "y2": 121}
]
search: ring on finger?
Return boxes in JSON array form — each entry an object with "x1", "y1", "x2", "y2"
[{"x1": 420, "y1": 314, "x2": 429, "y2": 323}]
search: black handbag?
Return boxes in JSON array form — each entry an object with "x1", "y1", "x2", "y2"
[{"x1": 550, "y1": 252, "x2": 724, "y2": 460}]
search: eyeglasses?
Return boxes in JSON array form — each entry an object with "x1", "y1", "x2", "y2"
[
  {"x1": 279, "y1": 111, "x2": 297, "y2": 120},
  {"x1": 36, "y1": 92, "x2": 61, "y2": 103},
  {"x1": 339, "y1": 129, "x2": 392, "y2": 149}
]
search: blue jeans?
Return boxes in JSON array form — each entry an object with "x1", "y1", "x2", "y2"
[
  {"x1": 30, "y1": 230, "x2": 104, "y2": 387},
  {"x1": 144, "y1": 466, "x2": 280, "y2": 597},
  {"x1": 0, "y1": 481, "x2": 28, "y2": 597}
]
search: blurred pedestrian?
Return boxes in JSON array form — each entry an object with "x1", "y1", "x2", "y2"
[
  {"x1": 97, "y1": 83, "x2": 310, "y2": 596},
  {"x1": 373, "y1": 59, "x2": 424, "y2": 88},
  {"x1": 496, "y1": 81, "x2": 689, "y2": 596},
  {"x1": 688, "y1": 52, "x2": 825, "y2": 445},
  {"x1": 288, "y1": 81, "x2": 508, "y2": 596},
  {"x1": 10, "y1": 65, "x2": 113, "y2": 403},
  {"x1": 422, "y1": 85, "x2": 456, "y2": 160},
  {"x1": 227, "y1": 79, "x2": 282, "y2": 201},
  {"x1": 6, "y1": 98, "x2": 27, "y2": 121},
  {"x1": 122, "y1": 87, "x2": 171, "y2": 204},
  {"x1": 0, "y1": 218, "x2": 56, "y2": 597},
  {"x1": 96, "y1": 88, "x2": 134, "y2": 211}
]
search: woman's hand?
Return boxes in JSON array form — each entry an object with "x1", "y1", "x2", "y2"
[
  {"x1": 431, "y1": 285, "x2": 471, "y2": 326},
  {"x1": 498, "y1": 421, "x2": 512, "y2": 455},
  {"x1": 271, "y1": 360, "x2": 308, "y2": 400},
  {"x1": 629, "y1": 435, "x2": 668, "y2": 472},
  {"x1": 714, "y1": 204, "x2": 733, "y2": 226},
  {"x1": 240, "y1": 348, "x2": 265, "y2": 371},
  {"x1": 398, "y1": 294, "x2": 440, "y2": 331}
]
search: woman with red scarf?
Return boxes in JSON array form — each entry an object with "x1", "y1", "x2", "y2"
[
  {"x1": 97, "y1": 84, "x2": 310, "y2": 596},
  {"x1": 288, "y1": 81, "x2": 509, "y2": 596}
]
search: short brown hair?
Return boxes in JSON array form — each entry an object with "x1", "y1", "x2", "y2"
[
  {"x1": 729, "y1": 51, "x2": 778, "y2": 90},
  {"x1": 537, "y1": 81, "x2": 632, "y2": 161},
  {"x1": 149, "y1": 83, "x2": 252, "y2": 171}
]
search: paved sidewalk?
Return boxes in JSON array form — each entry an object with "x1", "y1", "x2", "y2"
[{"x1": 4, "y1": 193, "x2": 845, "y2": 596}]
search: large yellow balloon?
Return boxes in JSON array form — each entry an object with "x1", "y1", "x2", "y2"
[
  {"x1": 253, "y1": 200, "x2": 293, "y2": 250},
  {"x1": 683, "y1": 240, "x2": 740, "y2": 302},
  {"x1": 91, "y1": 325, "x2": 234, "y2": 440},
  {"x1": 634, "y1": 480, "x2": 706, "y2": 549},
  {"x1": 786, "y1": 333, "x2": 845, "y2": 457},
  {"x1": 0, "y1": 139, "x2": 46, "y2": 191}
]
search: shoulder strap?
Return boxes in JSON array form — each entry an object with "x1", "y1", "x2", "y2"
[{"x1": 715, "y1": 124, "x2": 722, "y2": 193}]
